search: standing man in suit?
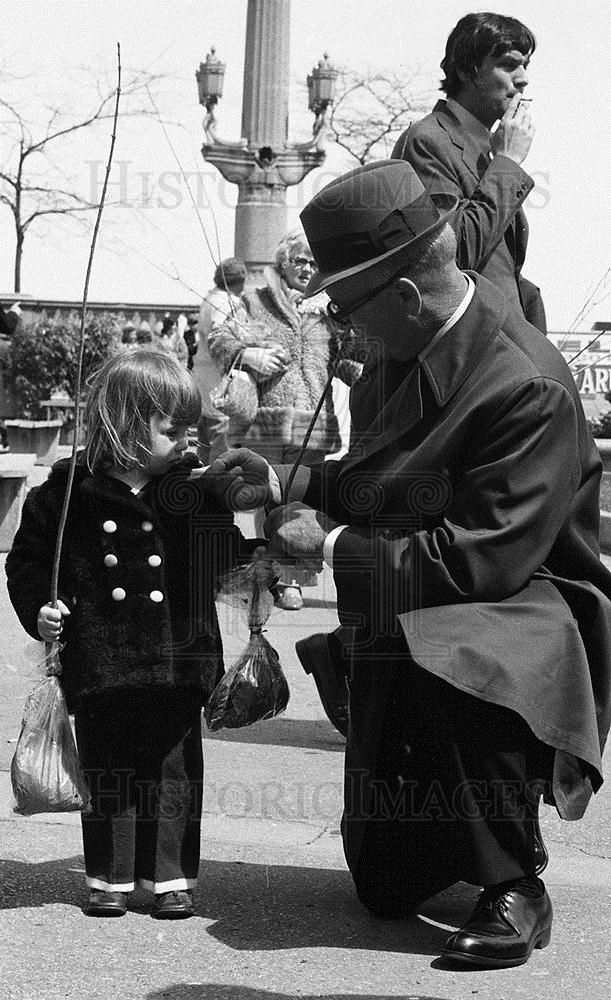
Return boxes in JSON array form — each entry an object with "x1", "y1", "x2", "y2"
[{"x1": 392, "y1": 11, "x2": 546, "y2": 332}]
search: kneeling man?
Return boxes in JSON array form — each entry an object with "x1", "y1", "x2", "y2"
[{"x1": 217, "y1": 160, "x2": 611, "y2": 969}]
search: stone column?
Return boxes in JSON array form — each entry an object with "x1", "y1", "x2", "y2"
[
  {"x1": 235, "y1": 0, "x2": 291, "y2": 278},
  {"x1": 201, "y1": 0, "x2": 327, "y2": 279},
  {"x1": 241, "y1": 0, "x2": 290, "y2": 147}
]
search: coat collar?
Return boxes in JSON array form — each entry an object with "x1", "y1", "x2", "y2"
[
  {"x1": 433, "y1": 99, "x2": 491, "y2": 183},
  {"x1": 344, "y1": 274, "x2": 507, "y2": 467},
  {"x1": 49, "y1": 453, "x2": 200, "y2": 513},
  {"x1": 420, "y1": 272, "x2": 507, "y2": 407},
  {"x1": 259, "y1": 265, "x2": 330, "y2": 331},
  {"x1": 80, "y1": 471, "x2": 152, "y2": 510},
  {"x1": 261, "y1": 265, "x2": 301, "y2": 330}
]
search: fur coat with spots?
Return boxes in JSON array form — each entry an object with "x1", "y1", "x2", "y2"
[{"x1": 6, "y1": 454, "x2": 257, "y2": 710}]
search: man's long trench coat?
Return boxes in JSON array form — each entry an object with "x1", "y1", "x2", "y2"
[{"x1": 288, "y1": 274, "x2": 611, "y2": 825}]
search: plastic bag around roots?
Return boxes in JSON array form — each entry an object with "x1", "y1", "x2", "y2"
[
  {"x1": 204, "y1": 630, "x2": 289, "y2": 731},
  {"x1": 207, "y1": 562, "x2": 289, "y2": 730},
  {"x1": 11, "y1": 646, "x2": 91, "y2": 816},
  {"x1": 216, "y1": 562, "x2": 275, "y2": 632}
]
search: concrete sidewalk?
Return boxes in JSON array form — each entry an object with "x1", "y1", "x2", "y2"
[{"x1": 0, "y1": 485, "x2": 610, "y2": 999}]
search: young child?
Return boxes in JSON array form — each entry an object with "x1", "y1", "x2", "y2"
[{"x1": 6, "y1": 347, "x2": 266, "y2": 920}]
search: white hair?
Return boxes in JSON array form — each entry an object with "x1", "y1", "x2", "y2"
[{"x1": 274, "y1": 228, "x2": 310, "y2": 273}]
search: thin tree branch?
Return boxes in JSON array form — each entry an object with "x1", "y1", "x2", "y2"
[
  {"x1": 144, "y1": 84, "x2": 220, "y2": 273},
  {"x1": 49, "y1": 44, "x2": 122, "y2": 616},
  {"x1": 564, "y1": 270, "x2": 611, "y2": 360}
]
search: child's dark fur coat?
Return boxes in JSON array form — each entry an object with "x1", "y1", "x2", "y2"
[{"x1": 6, "y1": 454, "x2": 254, "y2": 710}]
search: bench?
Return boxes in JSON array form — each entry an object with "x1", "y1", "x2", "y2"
[{"x1": 0, "y1": 453, "x2": 36, "y2": 551}]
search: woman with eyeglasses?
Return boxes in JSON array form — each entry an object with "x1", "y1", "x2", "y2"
[{"x1": 208, "y1": 228, "x2": 363, "y2": 608}]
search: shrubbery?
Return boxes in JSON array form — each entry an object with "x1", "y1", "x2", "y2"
[
  {"x1": 8, "y1": 314, "x2": 120, "y2": 418},
  {"x1": 587, "y1": 412, "x2": 611, "y2": 439},
  {"x1": 587, "y1": 390, "x2": 611, "y2": 439}
]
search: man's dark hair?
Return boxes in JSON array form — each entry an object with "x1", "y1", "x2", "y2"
[
  {"x1": 440, "y1": 12, "x2": 536, "y2": 97},
  {"x1": 0, "y1": 306, "x2": 19, "y2": 337}
]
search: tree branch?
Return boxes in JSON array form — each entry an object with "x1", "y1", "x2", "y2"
[{"x1": 49, "y1": 44, "x2": 122, "y2": 612}]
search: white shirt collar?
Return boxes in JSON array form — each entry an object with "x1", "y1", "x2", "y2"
[{"x1": 418, "y1": 274, "x2": 475, "y2": 362}]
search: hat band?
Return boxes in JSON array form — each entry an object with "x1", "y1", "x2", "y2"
[{"x1": 309, "y1": 193, "x2": 439, "y2": 273}]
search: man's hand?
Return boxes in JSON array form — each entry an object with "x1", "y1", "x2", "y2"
[
  {"x1": 264, "y1": 502, "x2": 338, "y2": 562},
  {"x1": 37, "y1": 600, "x2": 70, "y2": 642},
  {"x1": 206, "y1": 447, "x2": 272, "y2": 510},
  {"x1": 491, "y1": 93, "x2": 534, "y2": 165}
]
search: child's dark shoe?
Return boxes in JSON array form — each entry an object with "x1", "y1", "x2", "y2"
[
  {"x1": 86, "y1": 889, "x2": 127, "y2": 917},
  {"x1": 152, "y1": 889, "x2": 195, "y2": 919}
]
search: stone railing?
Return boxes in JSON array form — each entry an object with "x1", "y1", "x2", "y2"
[{"x1": 3, "y1": 294, "x2": 199, "y2": 332}]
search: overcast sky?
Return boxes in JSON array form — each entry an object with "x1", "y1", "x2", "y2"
[{"x1": 1, "y1": 0, "x2": 609, "y2": 330}]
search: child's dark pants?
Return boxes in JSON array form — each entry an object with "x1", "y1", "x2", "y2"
[{"x1": 74, "y1": 687, "x2": 203, "y2": 894}]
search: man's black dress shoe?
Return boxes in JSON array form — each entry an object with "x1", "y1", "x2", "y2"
[
  {"x1": 86, "y1": 889, "x2": 127, "y2": 917},
  {"x1": 152, "y1": 889, "x2": 195, "y2": 919},
  {"x1": 441, "y1": 878, "x2": 552, "y2": 968},
  {"x1": 295, "y1": 632, "x2": 349, "y2": 737}
]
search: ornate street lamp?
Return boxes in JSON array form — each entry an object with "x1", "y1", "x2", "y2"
[
  {"x1": 307, "y1": 53, "x2": 339, "y2": 135},
  {"x1": 196, "y1": 0, "x2": 337, "y2": 279},
  {"x1": 196, "y1": 47, "x2": 226, "y2": 122}
]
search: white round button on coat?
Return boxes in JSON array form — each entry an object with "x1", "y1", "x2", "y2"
[
  {"x1": 104, "y1": 554, "x2": 118, "y2": 568},
  {"x1": 103, "y1": 520, "x2": 117, "y2": 533},
  {"x1": 142, "y1": 521, "x2": 154, "y2": 533},
  {"x1": 149, "y1": 590, "x2": 164, "y2": 603},
  {"x1": 111, "y1": 587, "x2": 126, "y2": 601},
  {"x1": 148, "y1": 554, "x2": 162, "y2": 567}
]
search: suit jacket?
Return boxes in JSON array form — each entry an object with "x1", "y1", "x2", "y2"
[
  {"x1": 286, "y1": 275, "x2": 611, "y2": 820},
  {"x1": 392, "y1": 101, "x2": 545, "y2": 329}
]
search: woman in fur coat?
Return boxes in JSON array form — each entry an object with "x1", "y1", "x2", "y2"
[
  {"x1": 207, "y1": 229, "x2": 363, "y2": 467},
  {"x1": 208, "y1": 230, "x2": 363, "y2": 608}
]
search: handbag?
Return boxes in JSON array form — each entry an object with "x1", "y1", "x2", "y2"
[{"x1": 210, "y1": 352, "x2": 258, "y2": 425}]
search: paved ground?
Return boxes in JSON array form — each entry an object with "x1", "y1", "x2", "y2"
[{"x1": 0, "y1": 465, "x2": 609, "y2": 999}]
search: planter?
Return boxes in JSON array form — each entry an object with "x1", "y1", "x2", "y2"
[
  {"x1": 594, "y1": 442, "x2": 611, "y2": 554},
  {"x1": 0, "y1": 453, "x2": 37, "y2": 551},
  {"x1": 600, "y1": 512, "x2": 611, "y2": 555},
  {"x1": 5, "y1": 419, "x2": 63, "y2": 466},
  {"x1": 595, "y1": 439, "x2": 611, "y2": 473},
  {"x1": 59, "y1": 421, "x2": 87, "y2": 447}
]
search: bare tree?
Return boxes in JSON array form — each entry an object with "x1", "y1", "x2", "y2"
[
  {"x1": 0, "y1": 64, "x2": 167, "y2": 292},
  {"x1": 326, "y1": 66, "x2": 437, "y2": 165}
]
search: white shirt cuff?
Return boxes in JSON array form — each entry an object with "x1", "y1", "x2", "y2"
[
  {"x1": 323, "y1": 525, "x2": 348, "y2": 568},
  {"x1": 268, "y1": 465, "x2": 282, "y2": 505}
]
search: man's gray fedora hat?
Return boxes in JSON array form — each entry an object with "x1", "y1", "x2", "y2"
[{"x1": 300, "y1": 159, "x2": 459, "y2": 297}]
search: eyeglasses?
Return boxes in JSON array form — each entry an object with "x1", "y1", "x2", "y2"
[
  {"x1": 289, "y1": 256, "x2": 316, "y2": 269},
  {"x1": 326, "y1": 267, "x2": 407, "y2": 326}
]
